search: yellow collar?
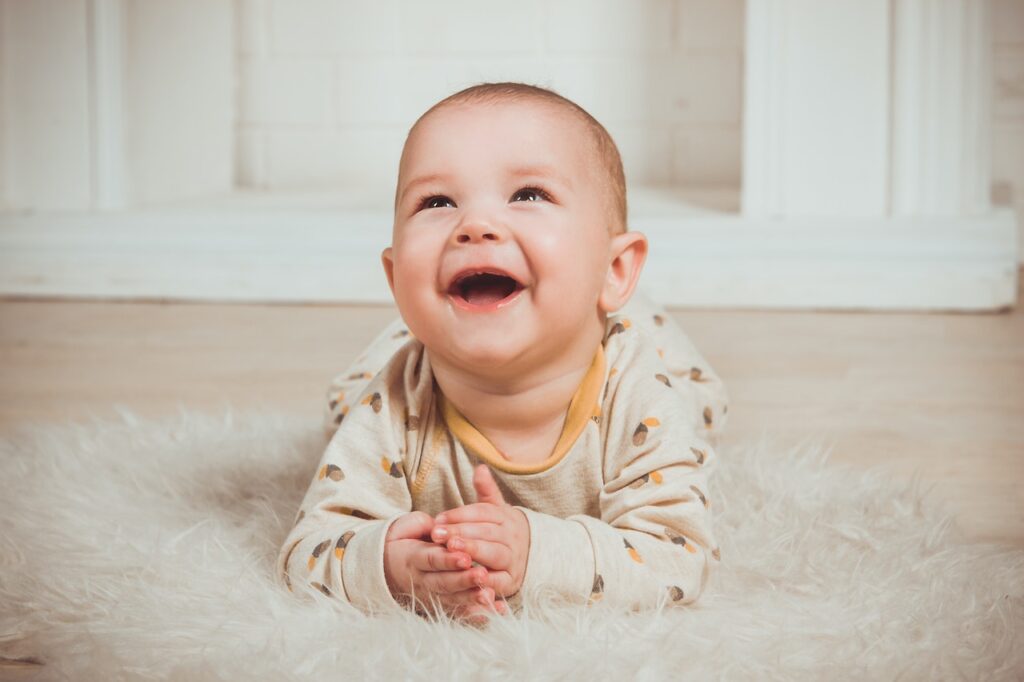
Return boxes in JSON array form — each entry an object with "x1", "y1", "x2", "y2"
[{"x1": 439, "y1": 346, "x2": 606, "y2": 475}]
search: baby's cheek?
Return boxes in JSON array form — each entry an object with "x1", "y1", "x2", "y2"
[{"x1": 392, "y1": 269, "x2": 438, "y2": 337}]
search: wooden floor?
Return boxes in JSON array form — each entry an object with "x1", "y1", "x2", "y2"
[{"x1": 1, "y1": 282, "x2": 1022, "y2": 548}]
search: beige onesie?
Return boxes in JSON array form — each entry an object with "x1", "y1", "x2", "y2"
[{"x1": 277, "y1": 293, "x2": 729, "y2": 613}]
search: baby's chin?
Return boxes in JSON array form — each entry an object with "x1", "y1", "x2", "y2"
[{"x1": 430, "y1": 330, "x2": 539, "y2": 376}]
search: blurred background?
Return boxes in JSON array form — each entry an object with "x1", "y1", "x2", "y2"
[
  {"x1": 0, "y1": 0, "x2": 1020, "y2": 308},
  {"x1": 0, "y1": 1, "x2": 1021, "y2": 547}
]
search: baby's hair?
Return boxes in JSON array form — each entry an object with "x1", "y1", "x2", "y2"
[{"x1": 398, "y1": 82, "x2": 628, "y2": 233}]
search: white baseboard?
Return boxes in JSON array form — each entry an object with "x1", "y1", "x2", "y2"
[{"x1": 0, "y1": 199, "x2": 1017, "y2": 311}]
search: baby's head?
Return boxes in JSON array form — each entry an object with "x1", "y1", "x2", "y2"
[{"x1": 383, "y1": 83, "x2": 647, "y2": 380}]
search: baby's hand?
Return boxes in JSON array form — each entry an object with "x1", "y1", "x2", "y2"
[
  {"x1": 383, "y1": 511, "x2": 502, "y2": 623},
  {"x1": 431, "y1": 465, "x2": 530, "y2": 600}
]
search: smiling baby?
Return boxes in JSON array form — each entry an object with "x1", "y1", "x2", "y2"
[{"x1": 277, "y1": 82, "x2": 729, "y2": 623}]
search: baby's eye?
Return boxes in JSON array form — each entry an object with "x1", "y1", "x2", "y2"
[
  {"x1": 511, "y1": 187, "x2": 550, "y2": 203},
  {"x1": 421, "y1": 195, "x2": 455, "y2": 210}
]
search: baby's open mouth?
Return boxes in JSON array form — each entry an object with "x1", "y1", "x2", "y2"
[{"x1": 448, "y1": 271, "x2": 524, "y2": 308}]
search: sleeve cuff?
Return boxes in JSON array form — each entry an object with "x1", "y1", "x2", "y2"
[
  {"x1": 338, "y1": 517, "x2": 404, "y2": 614},
  {"x1": 515, "y1": 507, "x2": 595, "y2": 607}
]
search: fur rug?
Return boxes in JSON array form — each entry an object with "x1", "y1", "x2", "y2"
[{"x1": 1, "y1": 410, "x2": 1022, "y2": 681}]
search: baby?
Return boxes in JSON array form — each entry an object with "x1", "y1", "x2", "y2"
[{"x1": 277, "y1": 82, "x2": 728, "y2": 622}]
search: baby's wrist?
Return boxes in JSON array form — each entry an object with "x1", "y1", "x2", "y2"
[{"x1": 382, "y1": 539, "x2": 408, "y2": 600}]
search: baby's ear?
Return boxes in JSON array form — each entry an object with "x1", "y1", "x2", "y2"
[
  {"x1": 598, "y1": 231, "x2": 648, "y2": 314},
  {"x1": 381, "y1": 247, "x2": 396, "y2": 294}
]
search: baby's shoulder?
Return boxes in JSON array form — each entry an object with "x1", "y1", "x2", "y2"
[
  {"x1": 600, "y1": 313, "x2": 701, "y2": 436},
  {"x1": 602, "y1": 308, "x2": 665, "y2": 378},
  {"x1": 329, "y1": 339, "x2": 434, "y2": 438}
]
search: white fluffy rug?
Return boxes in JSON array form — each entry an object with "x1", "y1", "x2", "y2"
[{"x1": 1, "y1": 410, "x2": 1022, "y2": 681}]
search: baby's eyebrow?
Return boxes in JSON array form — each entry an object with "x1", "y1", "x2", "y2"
[
  {"x1": 507, "y1": 165, "x2": 573, "y2": 190},
  {"x1": 398, "y1": 173, "x2": 451, "y2": 206}
]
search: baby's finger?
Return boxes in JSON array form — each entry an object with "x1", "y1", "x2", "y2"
[
  {"x1": 447, "y1": 537, "x2": 513, "y2": 570},
  {"x1": 479, "y1": 569, "x2": 518, "y2": 598},
  {"x1": 473, "y1": 465, "x2": 506, "y2": 505},
  {"x1": 435, "y1": 503, "x2": 504, "y2": 526},
  {"x1": 475, "y1": 587, "x2": 510, "y2": 616},
  {"x1": 420, "y1": 565, "x2": 488, "y2": 594},
  {"x1": 409, "y1": 544, "x2": 473, "y2": 572},
  {"x1": 451, "y1": 587, "x2": 505, "y2": 625},
  {"x1": 432, "y1": 521, "x2": 503, "y2": 545},
  {"x1": 386, "y1": 511, "x2": 434, "y2": 542}
]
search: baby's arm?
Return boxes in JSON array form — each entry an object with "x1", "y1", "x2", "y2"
[
  {"x1": 533, "y1": 352, "x2": 719, "y2": 609},
  {"x1": 570, "y1": 425, "x2": 717, "y2": 608},
  {"x1": 435, "y1": 461, "x2": 718, "y2": 613},
  {"x1": 435, "y1": 434, "x2": 717, "y2": 610},
  {"x1": 282, "y1": 367, "x2": 493, "y2": 618},
  {"x1": 580, "y1": 332, "x2": 720, "y2": 608}
]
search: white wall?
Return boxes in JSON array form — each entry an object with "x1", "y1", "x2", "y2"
[
  {"x1": 124, "y1": 1, "x2": 234, "y2": 205},
  {"x1": 234, "y1": 0, "x2": 745, "y2": 195},
  {"x1": 0, "y1": 0, "x2": 93, "y2": 209},
  {"x1": 0, "y1": 0, "x2": 234, "y2": 210},
  {"x1": 992, "y1": 0, "x2": 1024, "y2": 262},
  {"x1": 0, "y1": 3, "x2": 8, "y2": 210}
]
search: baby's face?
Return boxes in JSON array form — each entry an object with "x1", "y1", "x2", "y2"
[{"x1": 384, "y1": 100, "x2": 615, "y2": 374}]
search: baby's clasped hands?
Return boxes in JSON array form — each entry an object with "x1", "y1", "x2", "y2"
[
  {"x1": 382, "y1": 510, "x2": 495, "y2": 620},
  {"x1": 431, "y1": 465, "x2": 531, "y2": 615},
  {"x1": 383, "y1": 464, "x2": 529, "y2": 624}
]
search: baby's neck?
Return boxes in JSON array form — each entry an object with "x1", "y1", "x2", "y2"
[{"x1": 431, "y1": 343, "x2": 599, "y2": 465}]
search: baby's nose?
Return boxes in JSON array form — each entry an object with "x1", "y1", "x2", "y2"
[{"x1": 454, "y1": 219, "x2": 504, "y2": 244}]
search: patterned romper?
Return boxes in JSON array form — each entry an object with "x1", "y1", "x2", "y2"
[{"x1": 278, "y1": 291, "x2": 729, "y2": 612}]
